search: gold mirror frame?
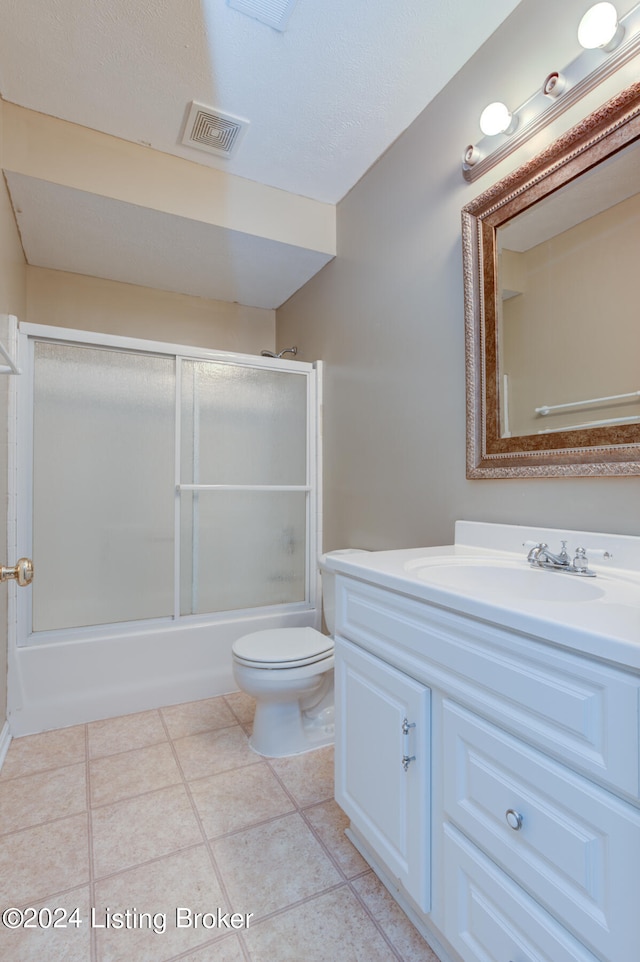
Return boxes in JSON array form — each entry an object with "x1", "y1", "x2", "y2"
[{"x1": 462, "y1": 80, "x2": 640, "y2": 478}]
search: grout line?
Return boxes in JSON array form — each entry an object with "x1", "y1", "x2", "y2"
[
  {"x1": 88, "y1": 774, "x2": 185, "y2": 813},
  {"x1": 158, "y1": 708, "x2": 239, "y2": 914},
  {"x1": 83, "y1": 723, "x2": 98, "y2": 962},
  {"x1": 163, "y1": 932, "x2": 246, "y2": 962},
  {"x1": 0, "y1": 807, "x2": 89, "y2": 841},
  {"x1": 183, "y1": 755, "x2": 264, "y2": 787},
  {"x1": 345, "y1": 874, "x2": 406, "y2": 962},
  {"x1": 90, "y1": 841, "x2": 205, "y2": 886},
  {"x1": 87, "y1": 737, "x2": 169, "y2": 764},
  {"x1": 0, "y1": 754, "x2": 87, "y2": 784},
  {"x1": 160, "y1": 712, "x2": 254, "y2": 962}
]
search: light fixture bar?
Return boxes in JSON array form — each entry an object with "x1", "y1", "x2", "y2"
[{"x1": 462, "y1": 1, "x2": 640, "y2": 182}]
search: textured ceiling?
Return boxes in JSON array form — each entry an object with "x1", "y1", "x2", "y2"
[{"x1": 0, "y1": 0, "x2": 525, "y2": 308}]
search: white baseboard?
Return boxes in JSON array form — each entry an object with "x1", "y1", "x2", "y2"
[{"x1": 0, "y1": 721, "x2": 12, "y2": 773}]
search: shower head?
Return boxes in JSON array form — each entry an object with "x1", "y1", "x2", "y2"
[{"x1": 260, "y1": 346, "x2": 298, "y2": 359}]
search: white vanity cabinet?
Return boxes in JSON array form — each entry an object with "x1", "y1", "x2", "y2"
[
  {"x1": 333, "y1": 568, "x2": 640, "y2": 962},
  {"x1": 334, "y1": 635, "x2": 431, "y2": 912}
]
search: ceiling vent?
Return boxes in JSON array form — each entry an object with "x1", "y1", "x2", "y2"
[
  {"x1": 226, "y1": 0, "x2": 299, "y2": 32},
  {"x1": 181, "y1": 102, "x2": 249, "y2": 158}
]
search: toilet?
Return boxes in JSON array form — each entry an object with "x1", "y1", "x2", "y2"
[{"x1": 232, "y1": 549, "x2": 366, "y2": 757}]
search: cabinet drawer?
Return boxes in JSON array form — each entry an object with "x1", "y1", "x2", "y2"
[
  {"x1": 336, "y1": 577, "x2": 640, "y2": 797},
  {"x1": 443, "y1": 823, "x2": 600, "y2": 962},
  {"x1": 443, "y1": 699, "x2": 640, "y2": 962}
]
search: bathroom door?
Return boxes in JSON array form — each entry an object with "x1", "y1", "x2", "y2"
[{"x1": 14, "y1": 325, "x2": 319, "y2": 646}]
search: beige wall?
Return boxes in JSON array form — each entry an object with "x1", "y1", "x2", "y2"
[
  {"x1": 26, "y1": 267, "x2": 275, "y2": 354},
  {"x1": 277, "y1": 0, "x2": 640, "y2": 551},
  {"x1": 0, "y1": 100, "x2": 27, "y2": 725}
]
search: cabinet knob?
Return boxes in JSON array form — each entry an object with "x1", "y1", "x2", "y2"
[{"x1": 505, "y1": 809, "x2": 523, "y2": 831}]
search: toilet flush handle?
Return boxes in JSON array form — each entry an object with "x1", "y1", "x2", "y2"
[{"x1": 0, "y1": 558, "x2": 34, "y2": 587}]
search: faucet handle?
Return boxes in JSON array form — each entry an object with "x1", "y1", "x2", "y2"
[
  {"x1": 572, "y1": 547, "x2": 589, "y2": 572},
  {"x1": 582, "y1": 548, "x2": 614, "y2": 560}
]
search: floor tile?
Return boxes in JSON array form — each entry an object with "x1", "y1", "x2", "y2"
[
  {"x1": 223, "y1": 690, "x2": 256, "y2": 727},
  {"x1": 0, "y1": 762, "x2": 86, "y2": 835},
  {"x1": 0, "y1": 813, "x2": 90, "y2": 906},
  {"x1": 243, "y1": 885, "x2": 396, "y2": 961},
  {"x1": 92, "y1": 784, "x2": 202, "y2": 878},
  {"x1": 0, "y1": 885, "x2": 92, "y2": 962},
  {"x1": 176, "y1": 937, "x2": 247, "y2": 961},
  {"x1": 94, "y1": 846, "x2": 233, "y2": 962},
  {"x1": 0, "y1": 695, "x2": 444, "y2": 962},
  {"x1": 304, "y1": 799, "x2": 369, "y2": 878},
  {"x1": 213, "y1": 812, "x2": 341, "y2": 919},
  {"x1": 161, "y1": 696, "x2": 236, "y2": 739},
  {"x1": 173, "y1": 725, "x2": 255, "y2": 781},
  {"x1": 352, "y1": 872, "x2": 439, "y2": 961},
  {"x1": 90, "y1": 742, "x2": 182, "y2": 807},
  {"x1": 88, "y1": 710, "x2": 167, "y2": 759},
  {"x1": 0, "y1": 725, "x2": 86, "y2": 780},
  {"x1": 190, "y1": 762, "x2": 295, "y2": 838},
  {"x1": 268, "y1": 745, "x2": 334, "y2": 807}
]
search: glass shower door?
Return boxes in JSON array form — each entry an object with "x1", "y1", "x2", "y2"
[
  {"x1": 178, "y1": 359, "x2": 310, "y2": 614},
  {"x1": 31, "y1": 341, "x2": 175, "y2": 632},
  {"x1": 19, "y1": 328, "x2": 318, "y2": 644}
]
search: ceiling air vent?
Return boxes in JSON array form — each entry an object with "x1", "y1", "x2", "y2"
[
  {"x1": 181, "y1": 102, "x2": 249, "y2": 158},
  {"x1": 227, "y1": 0, "x2": 299, "y2": 31}
]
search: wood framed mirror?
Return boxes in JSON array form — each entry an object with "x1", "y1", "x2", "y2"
[{"x1": 462, "y1": 80, "x2": 640, "y2": 478}]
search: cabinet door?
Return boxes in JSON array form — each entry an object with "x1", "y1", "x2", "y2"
[{"x1": 335, "y1": 636, "x2": 431, "y2": 911}]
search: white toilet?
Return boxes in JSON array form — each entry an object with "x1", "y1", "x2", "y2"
[{"x1": 232, "y1": 549, "x2": 366, "y2": 757}]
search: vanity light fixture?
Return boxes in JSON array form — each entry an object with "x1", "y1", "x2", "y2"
[
  {"x1": 578, "y1": 2, "x2": 624, "y2": 50},
  {"x1": 479, "y1": 101, "x2": 516, "y2": 136},
  {"x1": 462, "y1": 0, "x2": 640, "y2": 181}
]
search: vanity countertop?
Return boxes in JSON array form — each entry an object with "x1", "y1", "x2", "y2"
[{"x1": 324, "y1": 521, "x2": 640, "y2": 671}]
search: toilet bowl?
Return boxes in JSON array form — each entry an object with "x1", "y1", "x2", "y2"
[{"x1": 232, "y1": 549, "x2": 366, "y2": 757}]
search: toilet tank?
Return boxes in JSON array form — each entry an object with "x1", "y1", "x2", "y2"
[{"x1": 319, "y1": 549, "x2": 369, "y2": 636}]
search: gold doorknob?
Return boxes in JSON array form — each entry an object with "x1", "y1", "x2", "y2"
[{"x1": 0, "y1": 558, "x2": 34, "y2": 586}]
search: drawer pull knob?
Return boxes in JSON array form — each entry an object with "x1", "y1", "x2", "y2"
[{"x1": 505, "y1": 809, "x2": 523, "y2": 831}]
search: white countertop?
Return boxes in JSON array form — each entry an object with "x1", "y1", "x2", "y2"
[{"x1": 324, "y1": 522, "x2": 640, "y2": 671}]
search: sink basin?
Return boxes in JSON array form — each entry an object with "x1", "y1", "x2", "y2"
[{"x1": 403, "y1": 557, "x2": 606, "y2": 603}]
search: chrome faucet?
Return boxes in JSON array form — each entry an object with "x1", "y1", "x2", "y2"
[
  {"x1": 524, "y1": 540, "x2": 612, "y2": 577},
  {"x1": 527, "y1": 540, "x2": 571, "y2": 569}
]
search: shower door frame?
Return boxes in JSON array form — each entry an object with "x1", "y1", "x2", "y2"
[{"x1": 11, "y1": 324, "x2": 322, "y2": 650}]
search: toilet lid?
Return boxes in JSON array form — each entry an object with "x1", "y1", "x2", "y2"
[{"x1": 233, "y1": 627, "x2": 333, "y2": 668}]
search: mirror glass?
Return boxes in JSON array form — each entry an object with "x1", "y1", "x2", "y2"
[
  {"x1": 497, "y1": 142, "x2": 639, "y2": 439},
  {"x1": 462, "y1": 81, "x2": 640, "y2": 478}
]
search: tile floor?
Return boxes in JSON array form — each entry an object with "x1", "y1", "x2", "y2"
[{"x1": 0, "y1": 692, "x2": 442, "y2": 962}]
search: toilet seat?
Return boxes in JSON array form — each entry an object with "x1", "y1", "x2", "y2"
[{"x1": 232, "y1": 627, "x2": 333, "y2": 670}]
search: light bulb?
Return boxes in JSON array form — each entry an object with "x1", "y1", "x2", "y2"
[
  {"x1": 479, "y1": 102, "x2": 514, "y2": 137},
  {"x1": 578, "y1": 3, "x2": 624, "y2": 50}
]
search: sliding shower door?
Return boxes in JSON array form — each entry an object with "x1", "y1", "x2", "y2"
[
  {"x1": 178, "y1": 359, "x2": 309, "y2": 615},
  {"x1": 17, "y1": 327, "x2": 319, "y2": 644},
  {"x1": 32, "y1": 341, "x2": 175, "y2": 631}
]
